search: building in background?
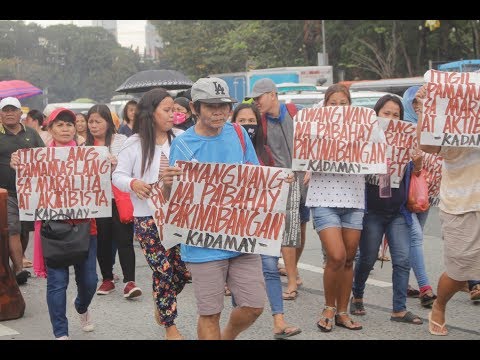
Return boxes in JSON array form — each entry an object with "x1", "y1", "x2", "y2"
[
  {"x1": 145, "y1": 21, "x2": 163, "y2": 60},
  {"x1": 92, "y1": 20, "x2": 118, "y2": 42}
]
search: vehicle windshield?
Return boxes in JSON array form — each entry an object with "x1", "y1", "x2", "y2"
[{"x1": 351, "y1": 97, "x2": 383, "y2": 109}]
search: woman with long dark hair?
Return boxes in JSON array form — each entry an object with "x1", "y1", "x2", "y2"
[
  {"x1": 86, "y1": 104, "x2": 142, "y2": 300},
  {"x1": 112, "y1": 88, "x2": 188, "y2": 340}
]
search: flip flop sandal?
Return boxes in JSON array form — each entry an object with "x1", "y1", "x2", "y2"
[
  {"x1": 282, "y1": 290, "x2": 298, "y2": 301},
  {"x1": 470, "y1": 284, "x2": 480, "y2": 301},
  {"x1": 317, "y1": 306, "x2": 336, "y2": 332},
  {"x1": 335, "y1": 312, "x2": 363, "y2": 330},
  {"x1": 273, "y1": 326, "x2": 302, "y2": 340},
  {"x1": 390, "y1": 311, "x2": 423, "y2": 325},
  {"x1": 428, "y1": 311, "x2": 448, "y2": 336},
  {"x1": 407, "y1": 286, "x2": 420, "y2": 298},
  {"x1": 349, "y1": 297, "x2": 366, "y2": 316}
]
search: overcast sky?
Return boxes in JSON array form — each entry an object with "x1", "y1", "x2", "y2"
[{"x1": 23, "y1": 20, "x2": 147, "y2": 50}]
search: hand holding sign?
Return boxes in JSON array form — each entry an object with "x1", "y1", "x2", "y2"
[
  {"x1": 162, "y1": 166, "x2": 183, "y2": 188},
  {"x1": 131, "y1": 179, "x2": 152, "y2": 200},
  {"x1": 410, "y1": 146, "x2": 423, "y2": 172},
  {"x1": 10, "y1": 151, "x2": 20, "y2": 170},
  {"x1": 107, "y1": 154, "x2": 118, "y2": 172}
]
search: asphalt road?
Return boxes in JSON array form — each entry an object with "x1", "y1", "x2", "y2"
[{"x1": 1, "y1": 207, "x2": 479, "y2": 340}]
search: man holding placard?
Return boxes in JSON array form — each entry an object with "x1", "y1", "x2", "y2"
[
  {"x1": 0, "y1": 97, "x2": 44, "y2": 285},
  {"x1": 162, "y1": 77, "x2": 267, "y2": 340},
  {"x1": 416, "y1": 72, "x2": 480, "y2": 336}
]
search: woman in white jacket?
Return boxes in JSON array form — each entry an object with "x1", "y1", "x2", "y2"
[{"x1": 112, "y1": 88, "x2": 188, "y2": 340}]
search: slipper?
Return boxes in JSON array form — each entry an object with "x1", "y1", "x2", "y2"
[
  {"x1": 390, "y1": 311, "x2": 423, "y2": 325},
  {"x1": 278, "y1": 267, "x2": 288, "y2": 276},
  {"x1": 470, "y1": 284, "x2": 480, "y2": 301},
  {"x1": 335, "y1": 312, "x2": 363, "y2": 330},
  {"x1": 407, "y1": 286, "x2": 420, "y2": 298},
  {"x1": 273, "y1": 326, "x2": 302, "y2": 340},
  {"x1": 23, "y1": 258, "x2": 33, "y2": 268},
  {"x1": 349, "y1": 297, "x2": 366, "y2": 316},
  {"x1": 282, "y1": 290, "x2": 298, "y2": 301},
  {"x1": 428, "y1": 311, "x2": 448, "y2": 336}
]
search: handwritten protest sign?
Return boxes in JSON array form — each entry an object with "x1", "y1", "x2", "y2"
[
  {"x1": 292, "y1": 106, "x2": 387, "y2": 174},
  {"x1": 160, "y1": 161, "x2": 291, "y2": 257},
  {"x1": 367, "y1": 117, "x2": 418, "y2": 188},
  {"x1": 420, "y1": 69, "x2": 480, "y2": 147},
  {"x1": 146, "y1": 180, "x2": 167, "y2": 241},
  {"x1": 422, "y1": 152, "x2": 443, "y2": 207},
  {"x1": 16, "y1": 146, "x2": 112, "y2": 221}
]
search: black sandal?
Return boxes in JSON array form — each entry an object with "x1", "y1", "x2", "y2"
[
  {"x1": 349, "y1": 297, "x2": 366, "y2": 316},
  {"x1": 390, "y1": 311, "x2": 423, "y2": 325}
]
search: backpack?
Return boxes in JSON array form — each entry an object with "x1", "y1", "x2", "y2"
[
  {"x1": 233, "y1": 122, "x2": 252, "y2": 165},
  {"x1": 259, "y1": 102, "x2": 298, "y2": 166}
]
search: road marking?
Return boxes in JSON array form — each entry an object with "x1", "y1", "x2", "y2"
[
  {"x1": 0, "y1": 324, "x2": 19, "y2": 337},
  {"x1": 280, "y1": 261, "x2": 392, "y2": 288}
]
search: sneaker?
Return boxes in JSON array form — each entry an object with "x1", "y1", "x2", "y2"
[
  {"x1": 15, "y1": 270, "x2": 29, "y2": 285},
  {"x1": 420, "y1": 292, "x2": 437, "y2": 307},
  {"x1": 78, "y1": 310, "x2": 94, "y2": 332},
  {"x1": 56, "y1": 335, "x2": 70, "y2": 340},
  {"x1": 96, "y1": 279, "x2": 115, "y2": 295},
  {"x1": 123, "y1": 281, "x2": 142, "y2": 299}
]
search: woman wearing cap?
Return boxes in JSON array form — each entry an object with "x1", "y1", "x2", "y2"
[
  {"x1": 85, "y1": 104, "x2": 142, "y2": 300},
  {"x1": 11, "y1": 108, "x2": 98, "y2": 339},
  {"x1": 112, "y1": 88, "x2": 188, "y2": 340}
]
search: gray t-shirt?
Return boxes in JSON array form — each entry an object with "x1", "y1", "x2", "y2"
[{"x1": 265, "y1": 106, "x2": 294, "y2": 169}]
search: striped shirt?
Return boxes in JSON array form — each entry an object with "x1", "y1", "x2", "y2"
[{"x1": 438, "y1": 147, "x2": 480, "y2": 214}]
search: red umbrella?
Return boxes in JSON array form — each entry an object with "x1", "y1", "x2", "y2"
[{"x1": 0, "y1": 80, "x2": 43, "y2": 100}]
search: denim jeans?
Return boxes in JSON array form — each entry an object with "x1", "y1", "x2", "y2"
[
  {"x1": 416, "y1": 209, "x2": 429, "y2": 229},
  {"x1": 468, "y1": 279, "x2": 480, "y2": 290},
  {"x1": 353, "y1": 211, "x2": 411, "y2": 313},
  {"x1": 46, "y1": 235, "x2": 98, "y2": 338},
  {"x1": 261, "y1": 255, "x2": 283, "y2": 315},
  {"x1": 409, "y1": 211, "x2": 431, "y2": 289}
]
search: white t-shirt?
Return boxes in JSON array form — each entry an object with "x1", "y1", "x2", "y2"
[{"x1": 306, "y1": 173, "x2": 365, "y2": 209}]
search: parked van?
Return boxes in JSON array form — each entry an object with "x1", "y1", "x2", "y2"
[{"x1": 349, "y1": 77, "x2": 424, "y2": 96}]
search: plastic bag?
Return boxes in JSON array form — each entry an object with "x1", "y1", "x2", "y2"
[{"x1": 407, "y1": 169, "x2": 430, "y2": 213}]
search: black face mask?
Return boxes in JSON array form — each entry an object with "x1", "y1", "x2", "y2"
[{"x1": 241, "y1": 124, "x2": 258, "y2": 145}]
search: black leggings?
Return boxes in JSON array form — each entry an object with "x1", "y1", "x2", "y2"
[{"x1": 95, "y1": 202, "x2": 135, "y2": 283}]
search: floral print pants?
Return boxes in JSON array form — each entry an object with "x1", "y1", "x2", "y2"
[{"x1": 134, "y1": 217, "x2": 188, "y2": 327}]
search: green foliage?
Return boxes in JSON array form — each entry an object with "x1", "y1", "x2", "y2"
[
  {"x1": 0, "y1": 20, "x2": 145, "y2": 106},
  {"x1": 1, "y1": 19, "x2": 479, "y2": 111}
]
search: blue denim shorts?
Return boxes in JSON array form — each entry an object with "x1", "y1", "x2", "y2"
[{"x1": 312, "y1": 207, "x2": 364, "y2": 232}]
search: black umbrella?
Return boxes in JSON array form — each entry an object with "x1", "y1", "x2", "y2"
[{"x1": 115, "y1": 70, "x2": 193, "y2": 93}]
